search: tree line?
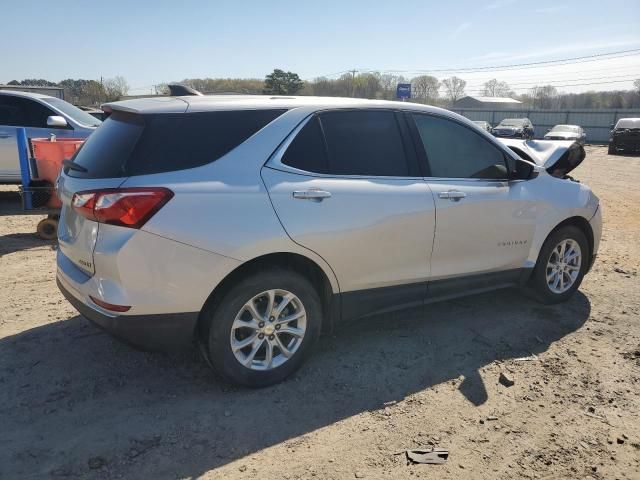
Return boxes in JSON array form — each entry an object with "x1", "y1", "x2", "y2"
[
  {"x1": 182, "y1": 70, "x2": 640, "y2": 109},
  {"x1": 5, "y1": 77, "x2": 130, "y2": 106},
  {"x1": 6, "y1": 72, "x2": 640, "y2": 109}
]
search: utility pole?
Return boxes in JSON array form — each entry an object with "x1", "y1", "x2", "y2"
[{"x1": 350, "y1": 69, "x2": 357, "y2": 97}]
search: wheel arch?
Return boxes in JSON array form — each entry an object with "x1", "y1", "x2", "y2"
[
  {"x1": 527, "y1": 215, "x2": 594, "y2": 280},
  {"x1": 197, "y1": 252, "x2": 339, "y2": 338},
  {"x1": 548, "y1": 216, "x2": 594, "y2": 262}
]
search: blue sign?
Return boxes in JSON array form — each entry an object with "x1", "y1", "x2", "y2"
[{"x1": 396, "y1": 83, "x2": 411, "y2": 100}]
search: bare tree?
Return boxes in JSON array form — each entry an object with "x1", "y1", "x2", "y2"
[
  {"x1": 103, "y1": 76, "x2": 130, "y2": 101},
  {"x1": 530, "y1": 85, "x2": 558, "y2": 109},
  {"x1": 482, "y1": 78, "x2": 513, "y2": 97},
  {"x1": 376, "y1": 73, "x2": 408, "y2": 100},
  {"x1": 634, "y1": 78, "x2": 640, "y2": 95},
  {"x1": 442, "y1": 76, "x2": 466, "y2": 103},
  {"x1": 411, "y1": 75, "x2": 440, "y2": 103}
]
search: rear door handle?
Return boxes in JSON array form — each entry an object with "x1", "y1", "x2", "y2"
[
  {"x1": 438, "y1": 190, "x2": 466, "y2": 201},
  {"x1": 292, "y1": 189, "x2": 332, "y2": 201}
]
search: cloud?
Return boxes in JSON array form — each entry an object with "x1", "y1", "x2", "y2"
[
  {"x1": 484, "y1": 0, "x2": 516, "y2": 10},
  {"x1": 534, "y1": 5, "x2": 568, "y2": 13},
  {"x1": 449, "y1": 22, "x2": 471, "y2": 40}
]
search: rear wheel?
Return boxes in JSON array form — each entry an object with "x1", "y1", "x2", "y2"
[
  {"x1": 200, "y1": 268, "x2": 322, "y2": 387},
  {"x1": 527, "y1": 226, "x2": 589, "y2": 304}
]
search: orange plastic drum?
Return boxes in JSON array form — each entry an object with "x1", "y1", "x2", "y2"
[{"x1": 31, "y1": 138, "x2": 85, "y2": 208}]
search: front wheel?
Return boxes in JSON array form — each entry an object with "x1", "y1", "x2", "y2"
[
  {"x1": 527, "y1": 226, "x2": 589, "y2": 304},
  {"x1": 199, "y1": 268, "x2": 322, "y2": 387},
  {"x1": 608, "y1": 144, "x2": 616, "y2": 155}
]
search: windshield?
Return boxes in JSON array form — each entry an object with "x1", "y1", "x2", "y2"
[
  {"x1": 616, "y1": 118, "x2": 640, "y2": 129},
  {"x1": 550, "y1": 125, "x2": 580, "y2": 133},
  {"x1": 499, "y1": 119, "x2": 525, "y2": 127},
  {"x1": 42, "y1": 97, "x2": 102, "y2": 127}
]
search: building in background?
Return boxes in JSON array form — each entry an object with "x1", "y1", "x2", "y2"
[
  {"x1": 453, "y1": 96, "x2": 521, "y2": 109},
  {"x1": 0, "y1": 85, "x2": 65, "y2": 99}
]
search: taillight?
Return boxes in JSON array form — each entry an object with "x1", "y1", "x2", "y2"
[
  {"x1": 89, "y1": 296, "x2": 131, "y2": 312},
  {"x1": 71, "y1": 188, "x2": 173, "y2": 229}
]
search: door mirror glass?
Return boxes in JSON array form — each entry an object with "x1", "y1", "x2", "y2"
[
  {"x1": 47, "y1": 115, "x2": 68, "y2": 128},
  {"x1": 478, "y1": 163, "x2": 508, "y2": 179},
  {"x1": 513, "y1": 158, "x2": 535, "y2": 180}
]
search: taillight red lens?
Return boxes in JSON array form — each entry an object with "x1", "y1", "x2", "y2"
[
  {"x1": 89, "y1": 296, "x2": 131, "y2": 312},
  {"x1": 71, "y1": 188, "x2": 173, "y2": 229}
]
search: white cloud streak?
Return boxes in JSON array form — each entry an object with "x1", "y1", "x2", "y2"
[{"x1": 449, "y1": 22, "x2": 471, "y2": 40}]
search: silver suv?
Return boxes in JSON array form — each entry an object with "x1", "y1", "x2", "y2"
[{"x1": 56, "y1": 96, "x2": 601, "y2": 387}]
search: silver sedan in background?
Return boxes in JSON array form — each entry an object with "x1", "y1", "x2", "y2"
[{"x1": 544, "y1": 124, "x2": 586, "y2": 144}]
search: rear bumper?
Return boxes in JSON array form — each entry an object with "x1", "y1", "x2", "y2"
[{"x1": 57, "y1": 276, "x2": 198, "y2": 351}]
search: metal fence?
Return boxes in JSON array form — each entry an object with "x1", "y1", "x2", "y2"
[{"x1": 451, "y1": 108, "x2": 640, "y2": 144}]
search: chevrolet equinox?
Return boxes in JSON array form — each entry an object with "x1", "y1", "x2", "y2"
[{"x1": 56, "y1": 96, "x2": 602, "y2": 387}]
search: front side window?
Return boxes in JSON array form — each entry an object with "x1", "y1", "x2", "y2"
[
  {"x1": 413, "y1": 114, "x2": 508, "y2": 179},
  {"x1": 0, "y1": 96, "x2": 56, "y2": 128},
  {"x1": 44, "y1": 97, "x2": 102, "y2": 127},
  {"x1": 320, "y1": 110, "x2": 410, "y2": 176},
  {"x1": 0, "y1": 97, "x2": 25, "y2": 126}
]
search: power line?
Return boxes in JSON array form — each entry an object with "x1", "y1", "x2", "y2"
[
  {"x1": 463, "y1": 78, "x2": 637, "y2": 94},
  {"x1": 463, "y1": 73, "x2": 640, "y2": 90},
  {"x1": 352, "y1": 48, "x2": 640, "y2": 76},
  {"x1": 440, "y1": 64, "x2": 640, "y2": 84}
]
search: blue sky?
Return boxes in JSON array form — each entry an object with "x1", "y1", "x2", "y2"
[{"x1": 2, "y1": 0, "x2": 639, "y2": 94}]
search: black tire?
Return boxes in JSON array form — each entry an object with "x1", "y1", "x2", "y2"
[
  {"x1": 36, "y1": 218, "x2": 58, "y2": 240},
  {"x1": 199, "y1": 268, "x2": 322, "y2": 387},
  {"x1": 526, "y1": 225, "x2": 589, "y2": 304},
  {"x1": 608, "y1": 144, "x2": 616, "y2": 155}
]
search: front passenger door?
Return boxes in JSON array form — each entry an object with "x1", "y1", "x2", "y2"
[{"x1": 410, "y1": 113, "x2": 537, "y2": 298}]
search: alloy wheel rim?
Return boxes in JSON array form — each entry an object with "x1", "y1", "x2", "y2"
[
  {"x1": 230, "y1": 289, "x2": 307, "y2": 371},
  {"x1": 546, "y1": 239, "x2": 582, "y2": 294}
]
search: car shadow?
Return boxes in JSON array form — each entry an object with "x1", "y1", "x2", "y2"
[
  {"x1": 0, "y1": 288, "x2": 590, "y2": 478},
  {"x1": 0, "y1": 189, "x2": 23, "y2": 216},
  {"x1": 0, "y1": 232, "x2": 56, "y2": 257}
]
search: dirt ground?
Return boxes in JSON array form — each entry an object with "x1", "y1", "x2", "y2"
[{"x1": 0, "y1": 146, "x2": 639, "y2": 480}]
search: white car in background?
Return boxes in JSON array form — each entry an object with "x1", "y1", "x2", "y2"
[
  {"x1": 0, "y1": 90, "x2": 100, "y2": 183},
  {"x1": 544, "y1": 124, "x2": 586, "y2": 144}
]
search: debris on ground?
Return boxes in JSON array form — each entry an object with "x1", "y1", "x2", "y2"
[
  {"x1": 498, "y1": 372, "x2": 515, "y2": 387},
  {"x1": 406, "y1": 448, "x2": 449, "y2": 465}
]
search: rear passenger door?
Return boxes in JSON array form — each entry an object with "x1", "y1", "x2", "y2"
[
  {"x1": 262, "y1": 109, "x2": 436, "y2": 319},
  {"x1": 409, "y1": 113, "x2": 537, "y2": 298}
]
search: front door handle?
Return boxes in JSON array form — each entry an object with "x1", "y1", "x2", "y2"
[
  {"x1": 438, "y1": 190, "x2": 466, "y2": 201},
  {"x1": 0, "y1": 133, "x2": 11, "y2": 139},
  {"x1": 292, "y1": 189, "x2": 332, "y2": 201}
]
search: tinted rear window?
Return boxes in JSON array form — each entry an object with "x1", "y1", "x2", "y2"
[
  {"x1": 68, "y1": 109, "x2": 286, "y2": 178},
  {"x1": 281, "y1": 116, "x2": 329, "y2": 173}
]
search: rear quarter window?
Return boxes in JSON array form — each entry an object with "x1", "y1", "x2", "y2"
[{"x1": 69, "y1": 109, "x2": 287, "y2": 178}]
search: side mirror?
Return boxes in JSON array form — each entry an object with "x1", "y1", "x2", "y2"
[
  {"x1": 47, "y1": 115, "x2": 68, "y2": 128},
  {"x1": 546, "y1": 128, "x2": 551, "y2": 132},
  {"x1": 513, "y1": 159, "x2": 536, "y2": 180},
  {"x1": 609, "y1": 123, "x2": 615, "y2": 129}
]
